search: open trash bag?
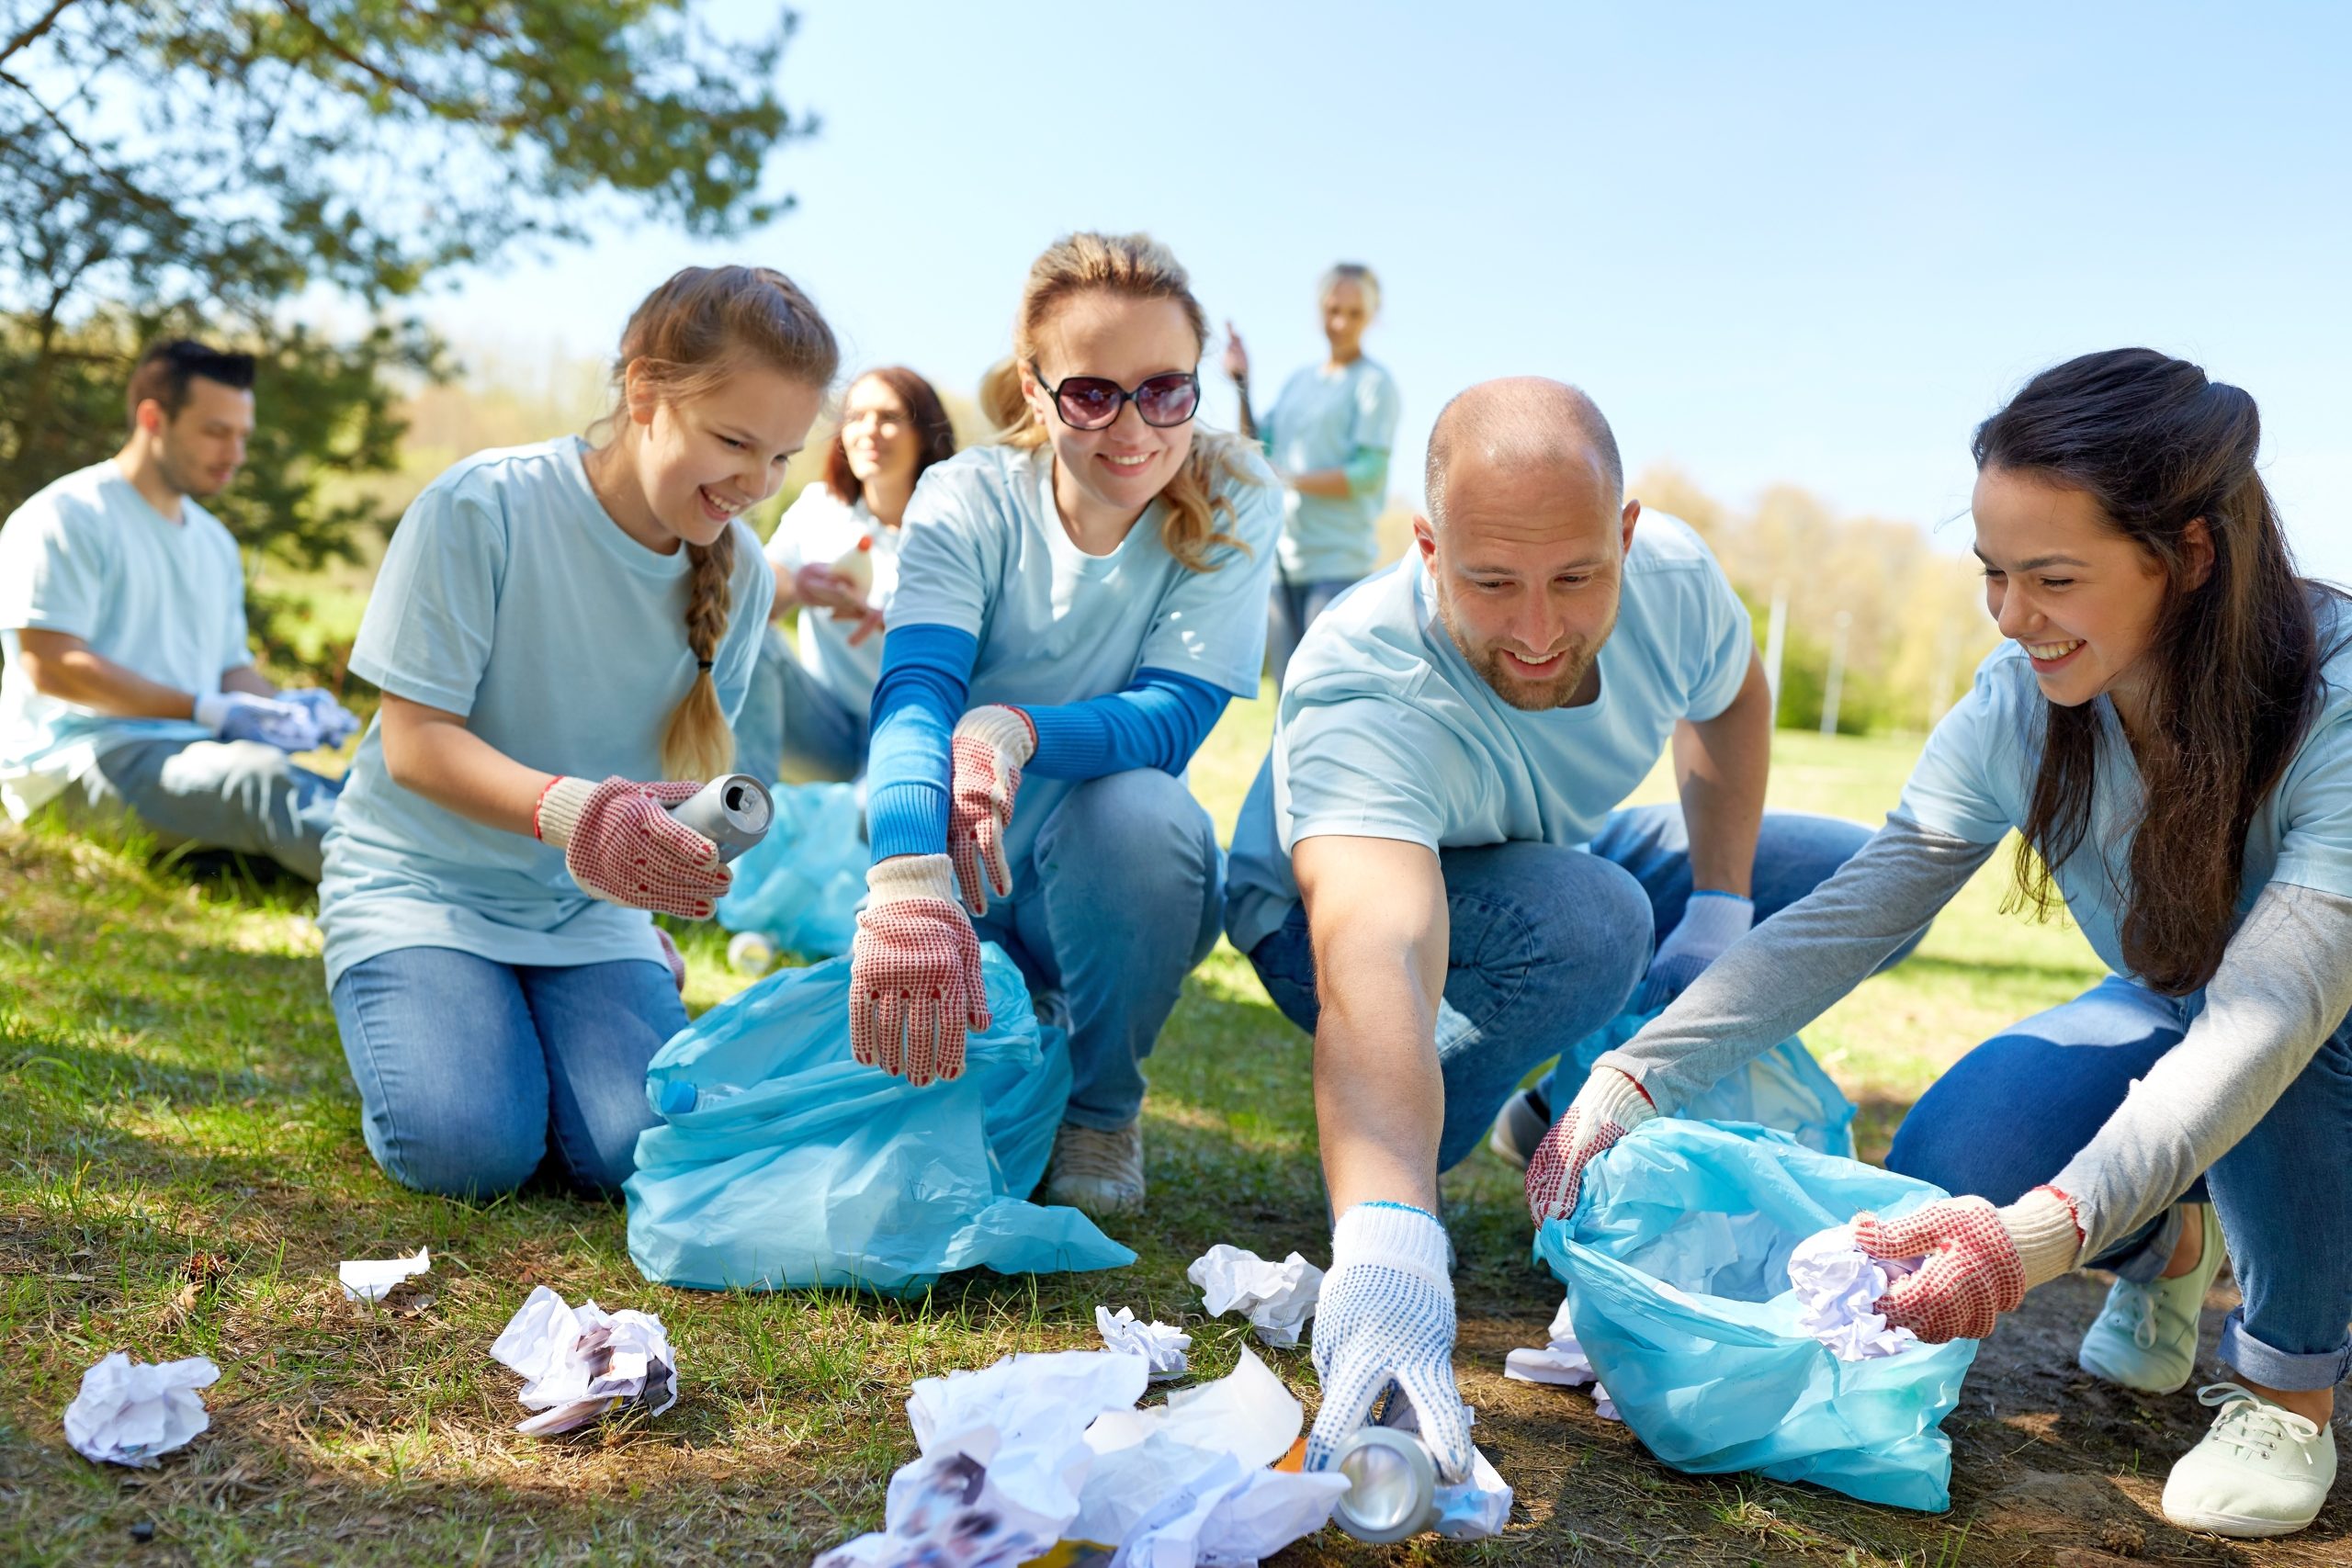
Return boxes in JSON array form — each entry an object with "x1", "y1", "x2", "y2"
[
  {"x1": 713, "y1": 781, "x2": 865, "y2": 958},
  {"x1": 1565, "y1": 1009, "x2": 1857, "y2": 1156},
  {"x1": 626, "y1": 944, "x2": 1135, "y2": 1297},
  {"x1": 1533, "y1": 1120, "x2": 1976, "y2": 1512}
]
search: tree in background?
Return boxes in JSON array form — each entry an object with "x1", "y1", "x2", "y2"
[{"x1": 0, "y1": 0, "x2": 810, "y2": 673}]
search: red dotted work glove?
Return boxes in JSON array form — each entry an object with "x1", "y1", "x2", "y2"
[
  {"x1": 850, "y1": 853, "x2": 991, "y2": 1087},
  {"x1": 1853, "y1": 1186, "x2": 2083, "y2": 1343},
  {"x1": 1525, "y1": 1066, "x2": 1656, "y2": 1224},
  {"x1": 947, "y1": 705, "x2": 1036, "y2": 916},
  {"x1": 535, "y1": 776, "x2": 730, "y2": 919}
]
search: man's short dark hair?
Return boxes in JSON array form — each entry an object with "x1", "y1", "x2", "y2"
[{"x1": 125, "y1": 339, "x2": 256, "y2": 427}]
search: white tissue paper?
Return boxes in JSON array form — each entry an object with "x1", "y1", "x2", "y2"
[
  {"x1": 1095, "y1": 1305, "x2": 1191, "y2": 1381},
  {"x1": 814, "y1": 1347, "x2": 1347, "y2": 1568},
  {"x1": 1185, "y1": 1245, "x2": 1324, "y2": 1348},
  {"x1": 63, "y1": 1351, "x2": 220, "y2": 1467},
  {"x1": 1502, "y1": 1294, "x2": 1619, "y2": 1420},
  {"x1": 339, "y1": 1246, "x2": 431, "y2": 1303},
  {"x1": 1786, "y1": 1225, "x2": 1920, "y2": 1360},
  {"x1": 490, "y1": 1285, "x2": 679, "y2": 1436}
]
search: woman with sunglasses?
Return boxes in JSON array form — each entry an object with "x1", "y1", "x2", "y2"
[
  {"x1": 847, "y1": 231, "x2": 1278, "y2": 1216},
  {"x1": 1222, "y1": 263, "x2": 1401, "y2": 685}
]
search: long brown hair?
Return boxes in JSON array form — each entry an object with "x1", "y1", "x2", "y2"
[
  {"x1": 1975, "y1": 347, "x2": 2348, "y2": 993},
  {"x1": 606, "y1": 265, "x2": 840, "y2": 779},
  {"x1": 820, "y1": 366, "x2": 956, "y2": 508},
  {"x1": 977, "y1": 231, "x2": 1262, "y2": 571}
]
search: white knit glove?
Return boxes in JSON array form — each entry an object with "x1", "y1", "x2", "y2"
[
  {"x1": 1306, "y1": 1202, "x2": 1475, "y2": 1483},
  {"x1": 1633, "y1": 891, "x2": 1754, "y2": 1011}
]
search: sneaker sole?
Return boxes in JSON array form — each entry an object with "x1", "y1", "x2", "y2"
[
  {"x1": 2161, "y1": 1506, "x2": 2317, "y2": 1540},
  {"x1": 1487, "y1": 1093, "x2": 1547, "y2": 1170}
]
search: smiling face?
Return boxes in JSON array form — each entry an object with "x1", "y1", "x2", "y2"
[
  {"x1": 1971, "y1": 463, "x2": 2180, "y2": 718},
  {"x1": 1321, "y1": 277, "x2": 1373, "y2": 359},
  {"x1": 839, "y1": 373, "x2": 917, "y2": 491},
  {"x1": 621, "y1": 360, "x2": 824, "y2": 550},
  {"x1": 1023, "y1": 290, "x2": 1199, "y2": 534},
  {"x1": 1419, "y1": 445, "x2": 1637, "y2": 711}
]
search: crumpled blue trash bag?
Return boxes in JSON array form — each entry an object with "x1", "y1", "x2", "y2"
[
  {"x1": 1563, "y1": 1009, "x2": 1858, "y2": 1157},
  {"x1": 714, "y1": 781, "x2": 865, "y2": 958},
  {"x1": 625, "y1": 942, "x2": 1136, "y2": 1297},
  {"x1": 1533, "y1": 1120, "x2": 1977, "y2": 1512}
]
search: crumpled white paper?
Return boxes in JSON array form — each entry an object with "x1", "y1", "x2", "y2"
[
  {"x1": 339, "y1": 1246, "x2": 431, "y2": 1303},
  {"x1": 1096, "y1": 1305, "x2": 1191, "y2": 1381},
  {"x1": 1186, "y1": 1246, "x2": 1324, "y2": 1348},
  {"x1": 490, "y1": 1285, "x2": 679, "y2": 1437},
  {"x1": 63, "y1": 1351, "x2": 220, "y2": 1467},
  {"x1": 1503, "y1": 1294, "x2": 1620, "y2": 1421},
  {"x1": 814, "y1": 1347, "x2": 1347, "y2": 1568},
  {"x1": 1786, "y1": 1225, "x2": 1919, "y2": 1360}
]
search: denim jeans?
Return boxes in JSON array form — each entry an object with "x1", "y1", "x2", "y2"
[
  {"x1": 1265, "y1": 577, "x2": 1353, "y2": 689},
  {"x1": 1888, "y1": 975, "x2": 2352, "y2": 1393},
  {"x1": 734, "y1": 624, "x2": 869, "y2": 784},
  {"x1": 972, "y1": 768, "x2": 1223, "y2": 1132},
  {"x1": 67, "y1": 736, "x2": 343, "y2": 880},
  {"x1": 330, "y1": 945, "x2": 686, "y2": 1199},
  {"x1": 1246, "y1": 804, "x2": 1910, "y2": 1171}
]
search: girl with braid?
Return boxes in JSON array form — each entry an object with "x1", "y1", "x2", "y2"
[{"x1": 318, "y1": 266, "x2": 838, "y2": 1198}]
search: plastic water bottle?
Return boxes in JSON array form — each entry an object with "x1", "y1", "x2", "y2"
[{"x1": 726, "y1": 931, "x2": 777, "y2": 975}]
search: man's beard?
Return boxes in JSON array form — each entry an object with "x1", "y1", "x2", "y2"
[{"x1": 1447, "y1": 623, "x2": 1600, "y2": 712}]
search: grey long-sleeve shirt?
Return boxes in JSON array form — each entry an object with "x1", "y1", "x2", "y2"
[{"x1": 1595, "y1": 812, "x2": 2352, "y2": 1261}]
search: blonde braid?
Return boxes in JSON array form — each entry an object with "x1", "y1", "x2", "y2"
[{"x1": 661, "y1": 529, "x2": 740, "y2": 781}]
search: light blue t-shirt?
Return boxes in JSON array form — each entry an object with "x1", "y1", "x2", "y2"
[
  {"x1": 1896, "y1": 604, "x2": 2352, "y2": 983},
  {"x1": 1260, "y1": 357, "x2": 1401, "y2": 582},
  {"x1": 885, "y1": 442, "x2": 1281, "y2": 875},
  {"x1": 1224, "y1": 513, "x2": 1753, "y2": 953},
  {"x1": 0, "y1": 460, "x2": 246, "y2": 818},
  {"x1": 317, "y1": 437, "x2": 774, "y2": 986}
]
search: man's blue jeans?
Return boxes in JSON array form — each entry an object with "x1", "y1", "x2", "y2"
[
  {"x1": 734, "y1": 624, "x2": 869, "y2": 784},
  {"x1": 69, "y1": 736, "x2": 343, "y2": 880},
  {"x1": 1889, "y1": 976, "x2": 2352, "y2": 1393},
  {"x1": 330, "y1": 945, "x2": 685, "y2": 1199},
  {"x1": 972, "y1": 768, "x2": 1224, "y2": 1133},
  {"x1": 1265, "y1": 577, "x2": 1353, "y2": 689},
  {"x1": 1245, "y1": 805, "x2": 1914, "y2": 1171}
]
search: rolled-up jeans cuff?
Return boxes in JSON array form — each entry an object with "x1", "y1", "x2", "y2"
[
  {"x1": 2217, "y1": 1307, "x2": 2352, "y2": 1393},
  {"x1": 2098, "y1": 1204, "x2": 2185, "y2": 1285}
]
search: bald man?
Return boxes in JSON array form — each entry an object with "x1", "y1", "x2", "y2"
[{"x1": 1223, "y1": 378, "x2": 1913, "y2": 1475}]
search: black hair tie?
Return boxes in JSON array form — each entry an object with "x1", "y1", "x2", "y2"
[{"x1": 696, "y1": 659, "x2": 714, "y2": 671}]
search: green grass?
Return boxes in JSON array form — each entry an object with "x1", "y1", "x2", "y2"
[{"x1": 0, "y1": 713, "x2": 2127, "y2": 1565}]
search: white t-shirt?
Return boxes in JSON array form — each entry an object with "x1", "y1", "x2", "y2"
[
  {"x1": 0, "y1": 459, "x2": 248, "y2": 818},
  {"x1": 1224, "y1": 513, "x2": 1753, "y2": 952},
  {"x1": 762, "y1": 481, "x2": 899, "y2": 714}
]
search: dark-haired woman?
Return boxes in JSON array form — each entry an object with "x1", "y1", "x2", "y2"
[
  {"x1": 1527, "y1": 347, "x2": 2352, "y2": 1539},
  {"x1": 739, "y1": 367, "x2": 957, "y2": 781}
]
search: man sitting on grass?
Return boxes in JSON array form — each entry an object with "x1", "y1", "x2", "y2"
[
  {"x1": 1223, "y1": 376, "x2": 1923, "y2": 1480},
  {"x1": 0, "y1": 339, "x2": 354, "y2": 878}
]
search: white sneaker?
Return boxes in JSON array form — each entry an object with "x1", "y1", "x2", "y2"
[
  {"x1": 2161, "y1": 1382, "x2": 2335, "y2": 1539},
  {"x1": 1041, "y1": 1119, "x2": 1145, "y2": 1217},
  {"x1": 2078, "y1": 1203, "x2": 2224, "y2": 1394}
]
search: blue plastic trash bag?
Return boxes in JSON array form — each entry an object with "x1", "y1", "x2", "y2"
[
  {"x1": 1533, "y1": 1120, "x2": 1977, "y2": 1512},
  {"x1": 714, "y1": 781, "x2": 865, "y2": 958},
  {"x1": 1565, "y1": 1010, "x2": 1857, "y2": 1157},
  {"x1": 626, "y1": 943, "x2": 1136, "y2": 1297}
]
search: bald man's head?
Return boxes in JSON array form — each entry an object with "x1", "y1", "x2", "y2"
[{"x1": 1422, "y1": 378, "x2": 1623, "y2": 532}]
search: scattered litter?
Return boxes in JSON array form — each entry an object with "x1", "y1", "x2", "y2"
[
  {"x1": 1186, "y1": 1245, "x2": 1323, "y2": 1348},
  {"x1": 1787, "y1": 1225, "x2": 1920, "y2": 1360},
  {"x1": 490, "y1": 1286, "x2": 678, "y2": 1437},
  {"x1": 813, "y1": 1347, "x2": 1347, "y2": 1567},
  {"x1": 1503, "y1": 1294, "x2": 1619, "y2": 1420},
  {"x1": 63, "y1": 1351, "x2": 219, "y2": 1467},
  {"x1": 339, "y1": 1247, "x2": 431, "y2": 1303},
  {"x1": 1094, "y1": 1305, "x2": 1190, "y2": 1381},
  {"x1": 726, "y1": 931, "x2": 777, "y2": 975},
  {"x1": 1365, "y1": 1395, "x2": 1514, "y2": 1540}
]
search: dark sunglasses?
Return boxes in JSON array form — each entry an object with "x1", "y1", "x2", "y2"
[{"x1": 1031, "y1": 362, "x2": 1201, "y2": 431}]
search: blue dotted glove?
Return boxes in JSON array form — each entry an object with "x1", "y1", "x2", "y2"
[
  {"x1": 1631, "y1": 890, "x2": 1753, "y2": 1011},
  {"x1": 194, "y1": 691, "x2": 319, "y2": 752},
  {"x1": 279, "y1": 687, "x2": 360, "y2": 748},
  {"x1": 1305, "y1": 1201, "x2": 1475, "y2": 1483}
]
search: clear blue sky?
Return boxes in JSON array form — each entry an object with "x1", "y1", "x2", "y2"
[{"x1": 431, "y1": 1, "x2": 2352, "y2": 581}]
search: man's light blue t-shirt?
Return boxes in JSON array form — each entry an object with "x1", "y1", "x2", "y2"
[
  {"x1": 1260, "y1": 357, "x2": 1401, "y2": 582},
  {"x1": 1224, "y1": 513, "x2": 1753, "y2": 953},
  {"x1": 318, "y1": 437, "x2": 774, "y2": 987},
  {"x1": 1896, "y1": 603, "x2": 2352, "y2": 983},
  {"x1": 885, "y1": 442, "x2": 1281, "y2": 876},
  {"x1": 0, "y1": 460, "x2": 245, "y2": 818}
]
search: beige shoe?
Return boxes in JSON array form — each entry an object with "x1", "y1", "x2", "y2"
[
  {"x1": 1041, "y1": 1119, "x2": 1145, "y2": 1217},
  {"x1": 2161, "y1": 1382, "x2": 2335, "y2": 1539}
]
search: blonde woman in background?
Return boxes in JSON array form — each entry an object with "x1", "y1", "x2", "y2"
[{"x1": 1223, "y1": 263, "x2": 1402, "y2": 684}]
